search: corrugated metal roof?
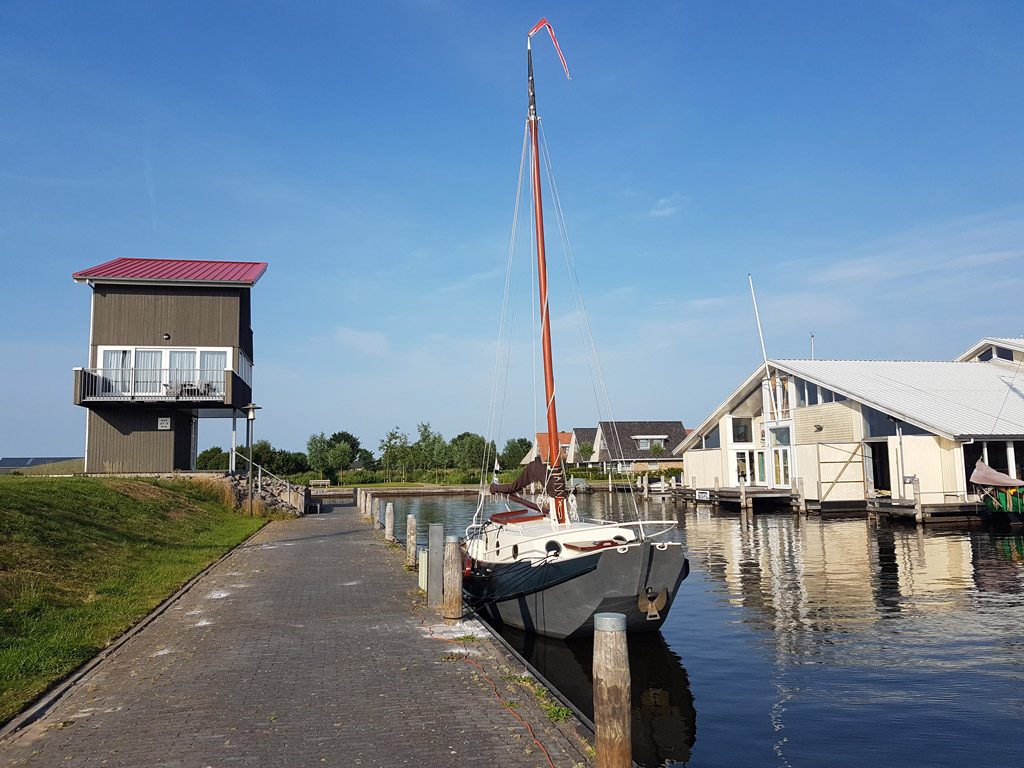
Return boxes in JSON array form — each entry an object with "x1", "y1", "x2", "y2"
[
  {"x1": 73, "y1": 258, "x2": 267, "y2": 285},
  {"x1": 777, "y1": 359, "x2": 1024, "y2": 439}
]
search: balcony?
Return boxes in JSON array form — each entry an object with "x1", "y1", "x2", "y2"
[{"x1": 75, "y1": 368, "x2": 229, "y2": 404}]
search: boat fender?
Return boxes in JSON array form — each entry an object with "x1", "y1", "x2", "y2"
[
  {"x1": 544, "y1": 540, "x2": 562, "y2": 557},
  {"x1": 512, "y1": 544, "x2": 519, "y2": 560}
]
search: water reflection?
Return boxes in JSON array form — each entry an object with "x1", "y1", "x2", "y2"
[
  {"x1": 388, "y1": 494, "x2": 1024, "y2": 767},
  {"x1": 501, "y1": 628, "x2": 696, "y2": 767}
]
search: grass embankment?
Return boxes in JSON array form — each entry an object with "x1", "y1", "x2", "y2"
[{"x1": 0, "y1": 476, "x2": 266, "y2": 725}]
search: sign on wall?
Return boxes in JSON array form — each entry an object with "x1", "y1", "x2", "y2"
[{"x1": 157, "y1": 417, "x2": 171, "y2": 430}]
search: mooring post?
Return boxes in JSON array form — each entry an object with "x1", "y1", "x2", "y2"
[
  {"x1": 427, "y1": 523, "x2": 444, "y2": 607},
  {"x1": 642, "y1": 474, "x2": 649, "y2": 499},
  {"x1": 608, "y1": 472, "x2": 612, "y2": 492},
  {"x1": 913, "y1": 476, "x2": 923, "y2": 523},
  {"x1": 385, "y1": 502, "x2": 395, "y2": 542},
  {"x1": 442, "y1": 535, "x2": 463, "y2": 622},
  {"x1": 406, "y1": 514, "x2": 417, "y2": 568},
  {"x1": 797, "y1": 477, "x2": 807, "y2": 514},
  {"x1": 740, "y1": 477, "x2": 747, "y2": 510},
  {"x1": 593, "y1": 612, "x2": 631, "y2": 768}
]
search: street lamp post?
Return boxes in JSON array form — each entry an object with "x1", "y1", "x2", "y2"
[{"x1": 243, "y1": 403, "x2": 262, "y2": 516}]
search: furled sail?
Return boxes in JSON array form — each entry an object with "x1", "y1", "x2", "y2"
[
  {"x1": 489, "y1": 457, "x2": 567, "y2": 513},
  {"x1": 970, "y1": 459, "x2": 1024, "y2": 488}
]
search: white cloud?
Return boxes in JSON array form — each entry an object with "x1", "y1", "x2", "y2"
[
  {"x1": 334, "y1": 326, "x2": 389, "y2": 356},
  {"x1": 647, "y1": 193, "x2": 687, "y2": 219}
]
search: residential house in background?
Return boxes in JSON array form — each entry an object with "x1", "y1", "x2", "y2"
[
  {"x1": 673, "y1": 337, "x2": 1024, "y2": 508},
  {"x1": 72, "y1": 257, "x2": 266, "y2": 473},
  {"x1": 566, "y1": 427, "x2": 598, "y2": 466},
  {"x1": 594, "y1": 421, "x2": 687, "y2": 474},
  {"x1": 520, "y1": 431, "x2": 573, "y2": 466}
]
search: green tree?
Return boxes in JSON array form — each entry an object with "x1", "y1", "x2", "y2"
[
  {"x1": 307, "y1": 432, "x2": 352, "y2": 480},
  {"x1": 250, "y1": 439, "x2": 274, "y2": 468},
  {"x1": 577, "y1": 441, "x2": 594, "y2": 463},
  {"x1": 499, "y1": 437, "x2": 533, "y2": 468},
  {"x1": 197, "y1": 446, "x2": 229, "y2": 470},
  {"x1": 329, "y1": 430, "x2": 361, "y2": 454},
  {"x1": 448, "y1": 432, "x2": 495, "y2": 472},
  {"x1": 379, "y1": 427, "x2": 412, "y2": 480},
  {"x1": 649, "y1": 443, "x2": 666, "y2": 458}
]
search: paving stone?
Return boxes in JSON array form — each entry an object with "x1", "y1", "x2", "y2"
[{"x1": 0, "y1": 502, "x2": 592, "y2": 767}]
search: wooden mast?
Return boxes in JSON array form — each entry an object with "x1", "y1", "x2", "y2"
[{"x1": 527, "y1": 29, "x2": 566, "y2": 523}]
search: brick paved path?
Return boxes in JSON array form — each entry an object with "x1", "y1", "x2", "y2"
[{"x1": 0, "y1": 503, "x2": 592, "y2": 767}]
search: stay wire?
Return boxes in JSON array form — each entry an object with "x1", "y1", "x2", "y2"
[
  {"x1": 539, "y1": 123, "x2": 644, "y2": 522},
  {"x1": 477, "y1": 123, "x2": 530, "y2": 516}
]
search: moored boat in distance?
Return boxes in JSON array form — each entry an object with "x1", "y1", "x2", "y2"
[{"x1": 461, "y1": 19, "x2": 689, "y2": 640}]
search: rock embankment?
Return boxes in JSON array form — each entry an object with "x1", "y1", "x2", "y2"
[{"x1": 226, "y1": 474, "x2": 306, "y2": 516}]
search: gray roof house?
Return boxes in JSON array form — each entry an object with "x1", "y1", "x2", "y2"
[
  {"x1": 566, "y1": 427, "x2": 597, "y2": 465},
  {"x1": 594, "y1": 421, "x2": 687, "y2": 473}
]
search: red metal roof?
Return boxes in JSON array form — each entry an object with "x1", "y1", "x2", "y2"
[{"x1": 73, "y1": 258, "x2": 267, "y2": 286}]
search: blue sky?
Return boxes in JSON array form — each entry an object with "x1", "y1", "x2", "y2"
[{"x1": 2, "y1": 1, "x2": 1023, "y2": 457}]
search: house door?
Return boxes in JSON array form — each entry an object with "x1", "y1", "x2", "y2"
[
  {"x1": 101, "y1": 349, "x2": 131, "y2": 394},
  {"x1": 135, "y1": 350, "x2": 162, "y2": 395},
  {"x1": 770, "y1": 427, "x2": 792, "y2": 488},
  {"x1": 866, "y1": 442, "x2": 891, "y2": 496}
]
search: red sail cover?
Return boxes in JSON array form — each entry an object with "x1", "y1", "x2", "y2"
[{"x1": 970, "y1": 460, "x2": 1024, "y2": 488}]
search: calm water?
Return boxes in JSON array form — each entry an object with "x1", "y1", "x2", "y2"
[{"x1": 386, "y1": 493, "x2": 1024, "y2": 768}]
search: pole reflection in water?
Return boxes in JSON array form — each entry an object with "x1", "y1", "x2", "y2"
[{"x1": 499, "y1": 627, "x2": 696, "y2": 768}]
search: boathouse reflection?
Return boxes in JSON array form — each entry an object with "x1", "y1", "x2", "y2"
[{"x1": 682, "y1": 507, "x2": 1024, "y2": 645}]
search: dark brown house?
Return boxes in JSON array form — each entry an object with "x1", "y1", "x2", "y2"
[{"x1": 72, "y1": 257, "x2": 267, "y2": 473}]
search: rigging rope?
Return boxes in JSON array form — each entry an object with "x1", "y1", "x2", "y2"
[
  {"x1": 538, "y1": 122, "x2": 646, "y2": 523},
  {"x1": 476, "y1": 124, "x2": 531, "y2": 522}
]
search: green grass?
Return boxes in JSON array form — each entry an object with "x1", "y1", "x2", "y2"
[{"x1": 0, "y1": 476, "x2": 266, "y2": 724}]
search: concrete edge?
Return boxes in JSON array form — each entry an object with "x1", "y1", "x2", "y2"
[{"x1": 0, "y1": 519, "x2": 272, "y2": 743}]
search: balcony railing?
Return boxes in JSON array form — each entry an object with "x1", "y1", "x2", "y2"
[{"x1": 79, "y1": 368, "x2": 227, "y2": 402}]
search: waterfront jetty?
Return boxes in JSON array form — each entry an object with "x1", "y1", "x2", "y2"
[{"x1": 0, "y1": 497, "x2": 592, "y2": 767}]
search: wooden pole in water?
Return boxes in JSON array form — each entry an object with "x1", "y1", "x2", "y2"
[
  {"x1": 593, "y1": 612, "x2": 631, "y2": 768},
  {"x1": 385, "y1": 503, "x2": 395, "y2": 542},
  {"x1": 406, "y1": 514, "x2": 417, "y2": 567},
  {"x1": 442, "y1": 535, "x2": 463, "y2": 622}
]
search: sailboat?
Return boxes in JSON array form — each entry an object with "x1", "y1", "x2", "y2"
[{"x1": 462, "y1": 19, "x2": 690, "y2": 640}]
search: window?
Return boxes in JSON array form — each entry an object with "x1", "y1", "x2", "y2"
[
  {"x1": 820, "y1": 387, "x2": 834, "y2": 403},
  {"x1": 996, "y1": 346, "x2": 1013, "y2": 361},
  {"x1": 101, "y1": 349, "x2": 131, "y2": 394},
  {"x1": 200, "y1": 350, "x2": 227, "y2": 392},
  {"x1": 732, "y1": 417, "x2": 752, "y2": 443},
  {"x1": 863, "y1": 406, "x2": 929, "y2": 438},
  {"x1": 806, "y1": 383, "x2": 819, "y2": 406},
  {"x1": 702, "y1": 426, "x2": 720, "y2": 450},
  {"x1": 979, "y1": 347, "x2": 994, "y2": 361},
  {"x1": 135, "y1": 350, "x2": 162, "y2": 394},
  {"x1": 637, "y1": 438, "x2": 651, "y2": 450}
]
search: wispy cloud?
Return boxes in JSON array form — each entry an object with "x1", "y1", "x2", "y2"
[
  {"x1": 807, "y1": 208, "x2": 1024, "y2": 285},
  {"x1": 647, "y1": 193, "x2": 687, "y2": 219},
  {"x1": 439, "y1": 265, "x2": 504, "y2": 293},
  {"x1": 334, "y1": 326, "x2": 389, "y2": 356}
]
